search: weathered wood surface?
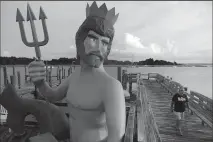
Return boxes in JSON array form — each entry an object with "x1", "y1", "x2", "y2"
[
  {"x1": 149, "y1": 73, "x2": 213, "y2": 128},
  {"x1": 124, "y1": 104, "x2": 136, "y2": 142},
  {"x1": 158, "y1": 76, "x2": 213, "y2": 128},
  {"x1": 143, "y1": 79, "x2": 213, "y2": 142},
  {"x1": 137, "y1": 81, "x2": 161, "y2": 142}
]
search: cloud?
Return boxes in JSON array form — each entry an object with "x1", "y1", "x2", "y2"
[
  {"x1": 165, "y1": 39, "x2": 178, "y2": 56},
  {"x1": 169, "y1": 1, "x2": 180, "y2": 5},
  {"x1": 124, "y1": 33, "x2": 145, "y2": 49},
  {"x1": 1, "y1": 1, "x2": 211, "y2": 63},
  {"x1": 2, "y1": 51, "x2": 11, "y2": 57},
  {"x1": 69, "y1": 45, "x2": 75, "y2": 49},
  {"x1": 150, "y1": 43, "x2": 162, "y2": 54}
]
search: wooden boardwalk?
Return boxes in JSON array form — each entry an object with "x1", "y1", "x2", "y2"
[{"x1": 143, "y1": 79, "x2": 213, "y2": 142}]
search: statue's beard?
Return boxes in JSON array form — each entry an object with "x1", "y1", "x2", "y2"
[{"x1": 82, "y1": 52, "x2": 107, "y2": 68}]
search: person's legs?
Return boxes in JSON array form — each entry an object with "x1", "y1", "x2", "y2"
[
  {"x1": 174, "y1": 112, "x2": 181, "y2": 128},
  {"x1": 179, "y1": 112, "x2": 185, "y2": 135},
  {"x1": 174, "y1": 111, "x2": 183, "y2": 136}
]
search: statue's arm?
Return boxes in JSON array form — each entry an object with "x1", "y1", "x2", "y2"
[
  {"x1": 36, "y1": 75, "x2": 72, "y2": 102},
  {"x1": 103, "y1": 79, "x2": 126, "y2": 142}
]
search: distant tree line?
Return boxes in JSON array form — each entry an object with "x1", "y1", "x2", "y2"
[{"x1": 0, "y1": 56, "x2": 180, "y2": 66}]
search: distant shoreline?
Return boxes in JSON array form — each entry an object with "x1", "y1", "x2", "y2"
[{"x1": 0, "y1": 64, "x2": 211, "y2": 67}]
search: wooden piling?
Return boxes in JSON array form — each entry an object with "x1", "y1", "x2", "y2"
[
  {"x1": 68, "y1": 68, "x2": 70, "y2": 76},
  {"x1": 17, "y1": 71, "x2": 21, "y2": 89},
  {"x1": 10, "y1": 75, "x2": 15, "y2": 87},
  {"x1": 117, "y1": 66, "x2": 122, "y2": 82},
  {"x1": 68, "y1": 66, "x2": 72, "y2": 76},
  {"x1": 129, "y1": 74, "x2": 132, "y2": 95},
  {"x1": 63, "y1": 68, "x2": 66, "y2": 78},
  {"x1": 62, "y1": 66, "x2": 64, "y2": 79},
  {"x1": 122, "y1": 71, "x2": 128, "y2": 90},
  {"x1": 3, "y1": 66, "x2": 8, "y2": 86},
  {"x1": 24, "y1": 66, "x2": 27, "y2": 83},
  {"x1": 70, "y1": 66, "x2": 73, "y2": 74},
  {"x1": 12, "y1": 65, "x2": 16, "y2": 86},
  {"x1": 59, "y1": 69, "x2": 61, "y2": 84},
  {"x1": 12, "y1": 65, "x2": 15, "y2": 76},
  {"x1": 56, "y1": 66, "x2": 59, "y2": 80},
  {"x1": 46, "y1": 65, "x2": 48, "y2": 82},
  {"x1": 49, "y1": 66, "x2": 52, "y2": 87}
]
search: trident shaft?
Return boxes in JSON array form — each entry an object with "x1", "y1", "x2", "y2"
[{"x1": 16, "y1": 3, "x2": 49, "y2": 60}]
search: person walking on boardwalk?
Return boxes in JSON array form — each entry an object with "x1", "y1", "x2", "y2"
[
  {"x1": 171, "y1": 87, "x2": 189, "y2": 136},
  {"x1": 28, "y1": 1, "x2": 125, "y2": 142}
]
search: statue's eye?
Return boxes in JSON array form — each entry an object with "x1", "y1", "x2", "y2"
[
  {"x1": 88, "y1": 34, "x2": 97, "y2": 42},
  {"x1": 102, "y1": 41, "x2": 109, "y2": 46}
]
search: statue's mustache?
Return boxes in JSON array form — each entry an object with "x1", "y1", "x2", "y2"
[{"x1": 88, "y1": 51, "x2": 104, "y2": 60}]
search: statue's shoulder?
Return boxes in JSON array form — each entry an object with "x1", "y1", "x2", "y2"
[
  {"x1": 68, "y1": 71, "x2": 79, "y2": 82},
  {"x1": 102, "y1": 73, "x2": 123, "y2": 92}
]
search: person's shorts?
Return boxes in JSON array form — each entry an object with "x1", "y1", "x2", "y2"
[{"x1": 174, "y1": 111, "x2": 185, "y2": 120}]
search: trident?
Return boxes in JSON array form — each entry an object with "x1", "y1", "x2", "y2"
[
  {"x1": 16, "y1": 3, "x2": 49, "y2": 60},
  {"x1": 16, "y1": 3, "x2": 49, "y2": 102}
]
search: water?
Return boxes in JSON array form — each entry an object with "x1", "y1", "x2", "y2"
[{"x1": 0, "y1": 65, "x2": 212, "y2": 99}]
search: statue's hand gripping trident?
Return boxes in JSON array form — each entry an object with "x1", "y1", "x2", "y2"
[{"x1": 16, "y1": 3, "x2": 49, "y2": 60}]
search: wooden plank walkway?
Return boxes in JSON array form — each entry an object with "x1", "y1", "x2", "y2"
[{"x1": 143, "y1": 79, "x2": 213, "y2": 142}]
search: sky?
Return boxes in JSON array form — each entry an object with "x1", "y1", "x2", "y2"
[{"x1": 1, "y1": 1, "x2": 212, "y2": 63}]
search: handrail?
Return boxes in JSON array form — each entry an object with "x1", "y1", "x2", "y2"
[
  {"x1": 124, "y1": 104, "x2": 136, "y2": 142},
  {"x1": 137, "y1": 82, "x2": 162, "y2": 142}
]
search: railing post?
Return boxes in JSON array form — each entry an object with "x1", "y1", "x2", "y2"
[{"x1": 117, "y1": 66, "x2": 122, "y2": 82}]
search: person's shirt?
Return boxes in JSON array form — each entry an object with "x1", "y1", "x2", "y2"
[{"x1": 172, "y1": 93, "x2": 188, "y2": 112}]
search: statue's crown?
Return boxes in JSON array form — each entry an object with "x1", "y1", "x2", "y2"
[{"x1": 86, "y1": 1, "x2": 119, "y2": 26}]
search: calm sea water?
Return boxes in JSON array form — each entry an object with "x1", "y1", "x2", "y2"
[{"x1": 0, "y1": 65, "x2": 212, "y2": 99}]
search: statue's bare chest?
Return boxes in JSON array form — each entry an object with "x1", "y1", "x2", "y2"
[{"x1": 66, "y1": 77, "x2": 103, "y2": 110}]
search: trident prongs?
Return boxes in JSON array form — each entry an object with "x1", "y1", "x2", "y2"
[{"x1": 16, "y1": 3, "x2": 49, "y2": 61}]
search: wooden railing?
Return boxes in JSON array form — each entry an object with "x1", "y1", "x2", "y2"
[
  {"x1": 187, "y1": 91, "x2": 213, "y2": 127},
  {"x1": 149, "y1": 73, "x2": 213, "y2": 128},
  {"x1": 137, "y1": 80, "x2": 161, "y2": 142},
  {"x1": 124, "y1": 104, "x2": 136, "y2": 142}
]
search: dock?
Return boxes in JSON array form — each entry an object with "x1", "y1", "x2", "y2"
[
  {"x1": 141, "y1": 78, "x2": 212, "y2": 142},
  {"x1": 0, "y1": 65, "x2": 212, "y2": 142}
]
